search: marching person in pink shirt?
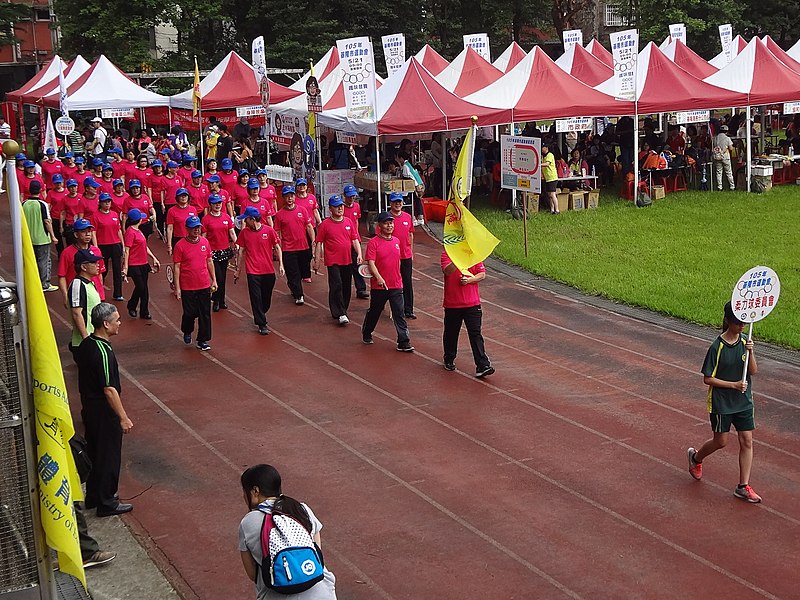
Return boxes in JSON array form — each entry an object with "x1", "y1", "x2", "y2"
[
  {"x1": 122, "y1": 208, "x2": 160, "y2": 320},
  {"x1": 201, "y1": 193, "x2": 236, "y2": 312},
  {"x1": 92, "y1": 193, "x2": 125, "y2": 301},
  {"x1": 272, "y1": 185, "x2": 313, "y2": 306}
]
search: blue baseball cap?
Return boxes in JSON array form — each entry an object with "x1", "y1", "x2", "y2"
[
  {"x1": 208, "y1": 193, "x2": 223, "y2": 204},
  {"x1": 45, "y1": 147, "x2": 56, "y2": 155},
  {"x1": 73, "y1": 218, "x2": 94, "y2": 231},
  {"x1": 84, "y1": 177, "x2": 102, "y2": 188},
  {"x1": 295, "y1": 177, "x2": 307, "y2": 186},
  {"x1": 376, "y1": 211, "x2": 394, "y2": 222},
  {"x1": 102, "y1": 163, "x2": 113, "y2": 171},
  {"x1": 128, "y1": 179, "x2": 141, "y2": 189},
  {"x1": 247, "y1": 178, "x2": 260, "y2": 189},
  {"x1": 112, "y1": 178, "x2": 124, "y2": 187},
  {"x1": 159, "y1": 148, "x2": 171, "y2": 155},
  {"x1": 281, "y1": 185, "x2": 295, "y2": 196},
  {"x1": 191, "y1": 169, "x2": 202, "y2": 178},
  {"x1": 74, "y1": 248, "x2": 102, "y2": 267},
  {"x1": 205, "y1": 157, "x2": 217, "y2": 163},
  {"x1": 52, "y1": 174, "x2": 64, "y2": 183},
  {"x1": 66, "y1": 178, "x2": 78, "y2": 187},
  {"x1": 175, "y1": 187, "x2": 189, "y2": 198},
  {"x1": 238, "y1": 169, "x2": 250, "y2": 177},
  {"x1": 237, "y1": 206, "x2": 261, "y2": 220},
  {"x1": 127, "y1": 208, "x2": 146, "y2": 221},
  {"x1": 256, "y1": 169, "x2": 267, "y2": 176},
  {"x1": 15, "y1": 153, "x2": 26, "y2": 161},
  {"x1": 151, "y1": 159, "x2": 163, "y2": 167},
  {"x1": 388, "y1": 191, "x2": 404, "y2": 202},
  {"x1": 328, "y1": 194, "x2": 344, "y2": 207},
  {"x1": 206, "y1": 174, "x2": 221, "y2": 183},
  {"x1": 64, "y1": 151, "x2": 74, "y2": 158},
  {"x1": 23, "y1": 160, "x2": 35, "y2": 168},
  {"x1": 183, "y1": 155, "x2": 197, "y2": 163},
  {"x1": 109, "y1": 147, "x2": 122, "y2": 154},
  {"x1": 185, "y1": 215, "x2": 202, "y2": 228},
  {"x1": 91, "y1": 157, "x2": 104, "y2": 166},
  {"x1": 74, "y1": 156, "x2": 85, "y2": 164},
  {"x1": 166, "y1": 161, "x2": 179, "y2": 169},
  {"x1": 221, "y1": 158, "x2": 233, "y2": 169},
  {"x1": 343, "y1": 184, "x2": 358, "y2": 197},
  {"x1": 98, "y1": 192, "x2": 112, "y2": 202}
]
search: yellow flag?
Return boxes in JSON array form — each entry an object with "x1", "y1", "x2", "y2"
[
  {"x1": 192, "y1": 56, "x2": 202, "y2": 116},
  {"x1": 307, "y1": 60, "x2": 316, "y2": 140},
  {"x1": 20, "y1": 210, "x2": 86, "y2": 588},
  {"x1": 443, "y1": 123, "x2": 499, "y2": 270}
]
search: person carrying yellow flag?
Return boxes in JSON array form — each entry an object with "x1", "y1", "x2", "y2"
[{"x1": 443, "y1": 118, "x2": 499, "y2": 271}]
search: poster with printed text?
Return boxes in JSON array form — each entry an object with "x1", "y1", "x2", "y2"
[
  {"x1": 555, "y1": 117, "x2": 593, "y2": 133},
  {"x1": 719, "y1": 24, "x2": 733, "y2": 65},
  {"x1": 270, "y1": 113, "x2": 307, "y2": 147},
  {"x1": 500, "y1": 135, "x2": 541, "y2": 193},
  {"x1": 463, "y1": 33, "x2": 491, "y2": 62},
  {"x1": 669, "y1": 23, "x2": 686, "y2": 44},
  {"x1": 675, "y1": 110, "x2": 709, "y2": 125},
  {"x1": 382, "y1": 34, "x2": 406, "y2": 77},
  {"x1": 731, "y1": 266, "x2": 781, "y2": 323},
  {"x1": 610, "y1": 29, "x2": 639, "y2": 102},
  {"x1": 563, "y1": 30, "x2": 583, "y2": 53},
  {"x1": 336, "y1": 37, "x2": 378, "y2": 121},
  {"x1": 252, "y1": 36, "x2": 270, "y2": 112}
]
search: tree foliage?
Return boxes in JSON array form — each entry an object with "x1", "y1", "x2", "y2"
[{"x1": 1, "y1": 2, "x2": 34, "y2": 47}]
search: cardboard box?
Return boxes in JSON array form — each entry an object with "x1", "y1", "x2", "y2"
[
  {"x1": 524, "y1": 192, "x2": 539, "y2": 213},
  {"x1": 652, "y1": 185, "x2": 666, "y2": 200},
  {"x1": 556, "y1": 190, "x2": 571, "y2": 211},
  {"x1": 569, "y1": 191, "x2": 586, "y2": 210},
  {"x1": 353, "y1": 173, "x2": 417, "y2": 193},
  {"x1": 751, "y1": 165, "x2": 773, "y2": 177},
  {"x1": 586, "y1": 190, "x2": 600, "y2": 209}
]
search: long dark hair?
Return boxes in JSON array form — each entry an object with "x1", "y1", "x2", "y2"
[{"x1": 240, "y1": 464, "x2": 312, "y2": 532}]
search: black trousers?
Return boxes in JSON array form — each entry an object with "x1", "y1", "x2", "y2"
[
  {"x1": 53, "y1": 220, "x2": 64, "y2": 255},
  {"x1": 212, "y1": 258, "x2": 229, "y2": 305},
  {"x1": 282, "y1": 250, "x2": 306, "y2": 300},
  {"x1": 326, "y1": 263, "x2": 352, "y2": 318},
  {"x1": 351, "y1": 248, "x2": 366, "y2": 294},
  {"x1": 443, "y1": 305, "x2": 490, "y2": 369},
  {"x1": 75, "y1": 503, "x2": 101, "y2": 560},
  {"x1": 81, "y1": 399, "x2": 123, "y2": 513},
  {"x1": 362, "y1": 288, "x2": 410, "y2": 344},
  {"x1": 400, "y1": 257, "x2": 414, "y2": 315},
  {"x1": 99, "y1": 242, "x2": 123, "y2": 298},
  {"x1": 154, "y1": 202, "x2": 166, "y2": 236},
  {"x1": 247, "y1": 273, "x2": 276, "y2": 327},
  {"x1": 301, "y1": 247, "x2": 313, "y2": 279},
  {"x1": 126, "y1": 264, "x2": 150, "y2": 316},
  {"x1": 181, "y1": 287, "x2": 212, "y2": 343}
]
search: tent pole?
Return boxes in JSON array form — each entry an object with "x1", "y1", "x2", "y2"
[
  {"x1": 442, "y1": 134, "x2": 448, "y2": 201},
  {"x1": 316, "y1": 124, "x2": 323, "y2": 213},
  {"x1": 266, "y1": 111, "x2": 271, "y2": 166},
  {"x1": 759, "y1": 106, "x2": 764, "y2": 154},
  {"x1": 633, "y1": 106, "x2": 639, "y2": 203},
  {"x1": 375, "y1": 135, "x2": 382, "y2": 213},
  {"x1": 745, "y1": 105, "x2": 751, "y2": 193}
]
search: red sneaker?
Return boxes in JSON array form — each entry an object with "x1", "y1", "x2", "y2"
[
  {"x1": 687, "y1": 447, "x2": 702, "y2": 480},
  {"x1": 734, "y1": 484, "x2": 762, "y2": 503}
]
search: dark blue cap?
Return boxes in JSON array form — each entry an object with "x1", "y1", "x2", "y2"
[
  {"x1": 98, "y1": 192, "x2": 112, "y2": 202},
  {"x1": 281, "y1": 185, "x2": 295, "y2": 196},
  {"x1": 185, "y1": 215, "x2": 202, "y2": 228},
  {"x1": 328, "y1": 194, "x2": 344, "y2": 207},
  {"x1": 343, "y1": 183, "x2": 358, "y2": 197},
  {"x1": 127, "y1": 208, "x2": 146, "y2": 221},
  {"x1": 73, "y1": 218, "x2": 94, "y2": 231},
  {"x1": 247, "y1": 178, "x2": 260, "y2": 189},
  {"x1": 376, "y1": 211, "x2": 394, "y2": 222},
  {"x1": 237, "y1": 206, "x2": 261, "y2": 220},
  {"x1": 208, "y1": 193, "x2": 223, "y2": 204},
  {"x1": 175, "y1": 187, "x2": 189, "y2": 197}
]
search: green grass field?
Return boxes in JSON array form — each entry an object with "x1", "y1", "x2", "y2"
[{"x1": 472, "y1": 185, "x2": 800, "y2": 349}]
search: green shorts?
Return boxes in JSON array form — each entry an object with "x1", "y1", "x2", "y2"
[{"x1": 710, "y1": 409, "x2": 755, "y2": 433}]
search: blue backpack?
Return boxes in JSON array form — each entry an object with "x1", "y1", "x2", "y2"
[{"x1": 259, "y1": 505, "x2": 324, "y2": 594}]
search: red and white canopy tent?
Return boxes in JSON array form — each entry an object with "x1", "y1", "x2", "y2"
[
  {"x1": 709, "y1": 35, "x2": 748, "y2": 69},
  {"x1": 5, "y1": 55, "x2": 63, "y2": 104},
  {"x1": 413, "y1": 44, "x2": 450, "y2": 76},
  {"x1": 435, "y1": 46, "x2": 504, "y2": 97},
  {"x1": 465, "y1": 46, "x2": 632, "y2": 121},
  {"x1": 788, "y1": 38, "x2": 800, "y2": 62},
  {"x1": 493, "y1": 42, "x2": 527, "y2": 73},
  {"x1": 761, "y1": 35, "x2": 800, "y2": 73},
  {"x1": 585, "y1": 39, "x2": 613, "y2": 68},
  {"x1": 661, "y1": 39, "x2": 718, "y2": 79},
  {"x1": 289, "y1": 46, "x2": 341, "y2": 92},
  {"x1": 23, "y1": 55, "x2": 91, "y2": 105},
  {"x1": 554, "y1": 42, "x2": 613, "y2": 87}
]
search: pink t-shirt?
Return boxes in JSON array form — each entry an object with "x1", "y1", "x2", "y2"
[
  {"x1": 58, "y1": 244, "x2": 106, "y2": 300},
  {"x1": 48, "y1": 188, "x2": 68, "y2": 217},
  {"x1": 124, "y1": 227, "x2": 148, "y2": 266},
  {"x1": 441, "y1": 251, "x2": 484, "y2": 309},
  {"x1": 343, "y1": 201, "x2": 361, "y2": 227},
  {"x1": 61, "y1": 164, "x2": 78, "y2": 181},
  {"x1": 110, "y1": 192, "x2": 128, "y2": 215},
  {"x1": 41, "y1": 159, "x2": 63, "y2": 188},
  {"x1": 296, "y1": 194, "x2": 319, "y2": 220},
  {"x1": 173, "y1": 237, "x2": 212, "y2": 290},
  {"x1": 230, "y1": 185, "x2": 249, "y2": 210},
  {"x1": 79, "y1": 194, "x2": 99, "y2": 220},
  {"x1": 201, "y1": 212, "x2": 234, "y2": 251},
  {"x1": 98, "y1": 178, "x2": 116, "y2": 197},
  {"x1": 150, "y1": 173, "x2": 165, "y2": 202},
  {"x1": 315, "y1": 217, "x2": 359, "y2": 266},
  {"x1": 162, "y1": 174, "x2": 185, "y2": 206},
  {"x1": 72, "y1": 170, "x2": 90, "y2": 193},
  {"x1": 20, "y1": 174, "x2": 45, "y2": 198},
  {"x1": 259, "y1": 184, "x2": 277, "y2": 208},
  {"x1": 188, "y1": 183, "x2": 210, "y2": 213},
  {"x1": 273, "y1": 205, "x2": 312, "y2": 251},
  {"x1": 385, "y1": 210, "x2": 414, "y2": 259},
  {"x1": 131, "y1": 167, "x2": 152, "y2": 190},
  {"x1": 123, "y1": 160, "x2": 138, "y2": 181},
  {"x1": 240, "y1": 195, "x2": 275, "y2": 219},
  {"x1": 236, "y1": 225, "x2": 279, "y2": 275},
  {"x1": 365, "y1": 235, "x2": 402, "y2": 290},
  {"x1": 167, "y1": 204, "x2": 198, "y2": 238},
  {"x1": 124, "y1": 193, "x2": 153, "y2": 216},
  {"x1": 61, "y1": 194, "x2": 82, "y2": 225},
  {"x1": 92, "y1": 210, "x2": 122, "y2": 245},
  {"x1": 218, "y1": 170, "x2": 238, "y2": 191},
  {"x1": 110, "y1": 160, "x2": 127, "y2": 181}
]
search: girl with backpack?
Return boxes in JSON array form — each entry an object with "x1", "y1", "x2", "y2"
[{"x1": 239, "y1": 464, "x2": 337, "y2": 599}]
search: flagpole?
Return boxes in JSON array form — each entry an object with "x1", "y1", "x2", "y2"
[
  {"x1": 375, "y1": 135, "x2": 382, "y2": 212},
  {"x1": 198, "y1": 105, "x2": 205, "y2": 174}
]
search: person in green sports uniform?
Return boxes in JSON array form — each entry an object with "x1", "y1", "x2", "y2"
[{"x1": 687, "y1": 301, "x2": 760, "y2": 503}]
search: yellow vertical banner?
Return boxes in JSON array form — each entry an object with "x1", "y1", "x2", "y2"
[
  {"x1": 20, "y1": 212, "x2": 86, "y2": 588},
  {"x1": 443, "y1": 120, "x2": 499, "y2": 271},
  {"x1": 307, "y1": 60, "x2": 316, "y2": 140},
  {"x1": 192, "y1": 56, "x2": 202, "y2": 117}
]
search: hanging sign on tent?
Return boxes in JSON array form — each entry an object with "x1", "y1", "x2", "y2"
[
  {"x1": 669, "y1": 23, "x2": 686, "y2": 44},
  {"x1": 336, "y1": 131, "x2": 358, "y2": 145},
  {"x1": 252, "y1": 36, "x2": 270, "y2": 113},
  {"x1": 463, "y1": 33, "x2": 491, "y2": 61},
  {"x1": 500, "y1": 135, "x2": 541, "y2": 193},
  {"x1": 270, "y1": 113, "x2": 307, "y2": 147},
  {"x1": 555, "y1": 117, "x2": 593, "y2": 133},
  {"x1": 610, "y1": 29, "x2": 639, "y2": 102},
  {"x1": 719, "y1": 24, "x2": 733, "y2": 64},
  {"x1": 55, "y1": 115, "x2": 75, "y2": 136},
  {"x1": 336, "y1": 37, "x2": 378, "y2": 120},
  {"x1": 381, "y1": 34, "x2": 406, "y2": 77},
  {"x1": 783, "y1": 102, "x2": 800, "y2": 115},
  {"x1": 731, "y1": 266, "x2": 781, "y2": 323},
  {"x1": 562, "y1": 30, "x2": 583, "y2": 53},
  {"x1": 101, "y1": 108, "x2": 135, "y2": 120},
  {"x1": 236, "y1": 105, "x2": 266, "y2": 118},
  {"x1": 675, "y1": 110, "x2": 710, "y2": 124}
]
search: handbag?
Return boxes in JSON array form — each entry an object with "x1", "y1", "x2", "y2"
[{"x1": 69, "y1": 434, "x2": 92, "y2": 483}]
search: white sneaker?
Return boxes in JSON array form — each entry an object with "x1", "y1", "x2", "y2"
[
  {"x1": 295, "y1": 296, "x2": 304, "y2": 305},
  {"x1": 338, "y1": 315, "x2": 349, "y2": 325}
]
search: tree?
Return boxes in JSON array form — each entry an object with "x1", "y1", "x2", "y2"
[{"x1": 1, "y1": 2, "x2": 32, "y2": 47}]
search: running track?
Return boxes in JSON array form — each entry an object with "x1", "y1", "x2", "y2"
[{"x1": 6, "y1": 210, "x2": 799, "y2": 599}]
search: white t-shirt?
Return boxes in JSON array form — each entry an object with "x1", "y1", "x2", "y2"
[
  {"x1": 238, "y1": 501, "x2": 336, "y2": 600},
  {"x1": 93, "y1": 127, "x2": 107, "y2": 155}
]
